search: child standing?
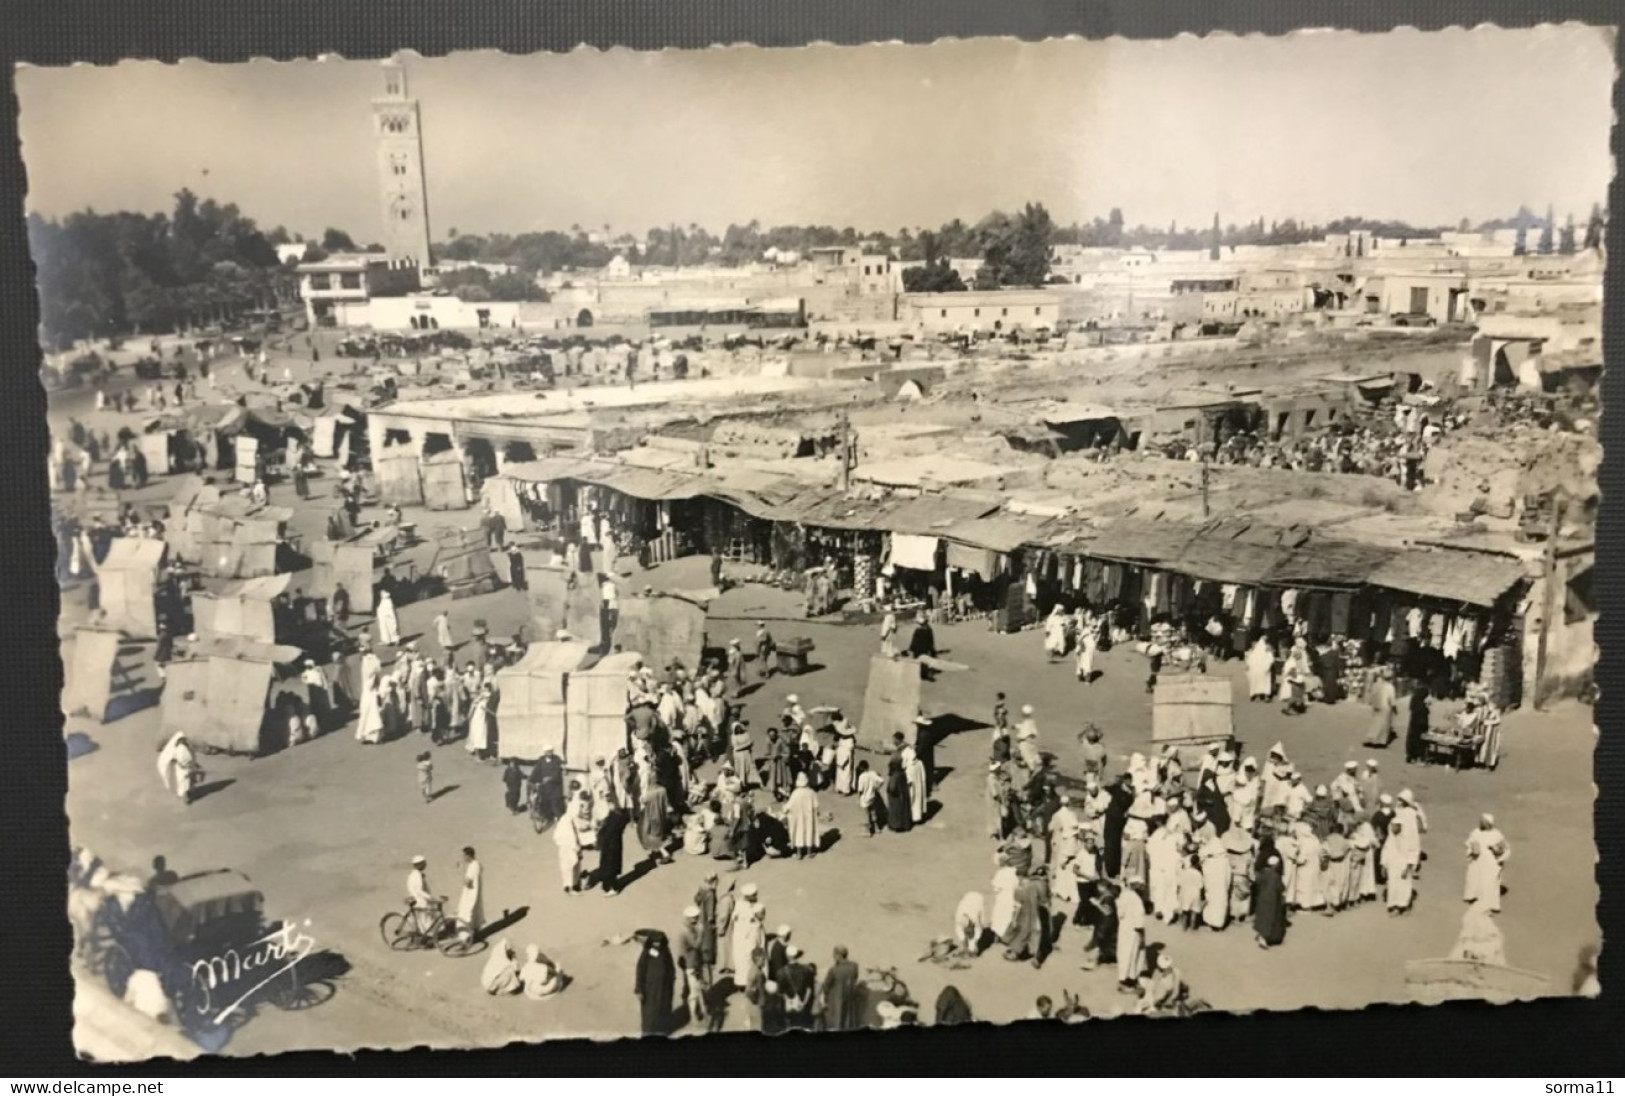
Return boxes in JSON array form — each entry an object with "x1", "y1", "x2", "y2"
[
  {"x1": 1177, "y1": 854, "x2": 1205, "y2": 930},
  {"x1": 416, "y1": 751, "x2": 434, "y2": 804},
  {"x1": 992, "y1": 692, "x2": 1010, "y2": 747}
]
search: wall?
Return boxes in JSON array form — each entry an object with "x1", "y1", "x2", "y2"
[
  {"x1": 1521, "y1": 549, "x2": 1596, "y2": 703},
  {"x1": 1382, "y1": 276, "x2": 1467, "y2": 322},
  {"x1": 901, "y1": 292, "x2": 1061, "y2": 331}
]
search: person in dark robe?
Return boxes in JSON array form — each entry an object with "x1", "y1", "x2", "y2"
[
  {"x1": 633, "y1": 780, "x2": 672, "y2": 865},
  {"x1": 1195, "y1": 773, "x2": 1230, "y2": 835},
  {"x1": 767, "y1": 728, "x2": 794, "y2": 801},
  {"x1": 781, "y1": 949, "x2": 817, "y2": 1030},
  {"x1": 1370, "y1": 797, "x2": 1396, "y2": 886},
  {"x1": 907, "y1": 614, "x2": 938, "y2": 680},
  {"x1": 330, "y1": 583, "x2": 351, "y2": 628},
  {"x1": 292, "y1": 463, "x2": 309, "y2": 499},
  {"x1": 506, "y1": 545, "x2": 527, "y2": 592},
  {"x1": 934, "y1": 985, "x2": 974, "y2": 1026},
  {"x1": 885, "y1": 756, "x2": 912, "y2": 833},
  {"x1": 730, "y1": 794, "x2": 757, "y2": 869},
  {"x1": 759, "y1": 979, "x2": 788, "y2": 1035},
  {"x1": 502, "y1": 760, "x2": 524, "y2": 814},
  {"x1": 596, "y1": 806, "x2": 629, "y2": 894},
  {"x1": 820, "y1": 946, "x2": 863, "y2": 1032},
  {"x1": 693, "y1": 873, "x2": 719, "y2": 982},
  {"x1": 1252, "y1": 855, "x2": 1289, "y2": 948},
  {"x1": 1102, "y1": 774, "x2": 1133, "y2": 878},
  {"x1": 632, "y1": 929, "x2": 676, "y2": 1036},
  {"x1": 1004, "y1": 873, "x2": 1044, "y2": 966},
  {"x1": 1405, "y1": 686, "x2": 1431, "y2": 764},
  {"x1": 1318, "y1": 642, "x2": 1344, "y2": 704},
  {"x1": 1090, "y1": 884, "x2": 1119, "y2": 968},
  {"x1": 534, "y1": 747, "x2": 566, "y2": 821},
  {"x1": 1303, "y1": 786, "x2": 1338, "y2": 839}
]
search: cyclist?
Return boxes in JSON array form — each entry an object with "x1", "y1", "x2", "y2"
[{"x1": 407, "y1": 855, "x2": 438, "y2": 934}]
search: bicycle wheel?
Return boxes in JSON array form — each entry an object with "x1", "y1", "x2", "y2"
[
  {"x1": 436, "y1": 931, "x2": 484, "y2": 958},
  {"x1": 379, "y1": 912, "x2": 416, "y2": 951}
]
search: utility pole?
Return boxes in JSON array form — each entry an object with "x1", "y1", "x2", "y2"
[
  {"x1": 1200, "y1": 459, "x2": 1211, "y2": 518},
  {"x1": 838, "y1": 411, "x2": 853, "y2": 493},
  {"x1": 1533, "y1": 489, "x2": 1566, "y2": 711}
]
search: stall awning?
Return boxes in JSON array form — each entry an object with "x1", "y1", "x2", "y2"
[
  {"x1": 1267, "y1": 540, "x2": 1394, "y2": 588},
  {"x1": 98, "y1": 537, "x2": 167, "y2": 574},
  {"x1": 941, "y1": 514, "x2": 1054, "y2": 554},
  {"x1": 1085, "y1": 518, "x2": 1200, "y2": 565},
  {"x1": 1175, "y1": 538, "x2": 1292, "y2": 585},
  {"x1": 1365, "y1": 550, "x2": 1528, "y2": 607},
  {"x1": 221, "y1": 573, "x2": 294, "y2": 602},
  {"x1": 886, "y1": 495, "x2": 1000, "y2": 537}
]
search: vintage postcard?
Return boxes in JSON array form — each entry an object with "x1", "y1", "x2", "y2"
[{"x1": 23, "y1": 27, "x2": 1609, "y2": 1060}]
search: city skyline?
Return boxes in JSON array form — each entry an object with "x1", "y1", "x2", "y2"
[{"x1": 17, "y1": 27, "x2": 1616, "y2": 245}]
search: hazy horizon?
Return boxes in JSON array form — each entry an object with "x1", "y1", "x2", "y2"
[{"x1": 17, "y1": 27, "x2": 1617, "y2": 244}]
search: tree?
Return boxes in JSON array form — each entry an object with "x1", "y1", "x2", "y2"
[
  {"x1": 1559, "y1": 213, "x2": 1577, "y2": 255},
  {"x1": 1538, "y1": 203, "x2": 1555, "y2": 255},
  {"x1": 902, "y1": 260, "x2": 966, "y2": 293},
  {"x1": 321, "y1": 227, "x2": 357, "y2": 253},
  {"x1": 1105, "y1": 207, "x2": 1124, "y2": 248},
  {"x1": 1208, "y1": 212, "x2": 1221, "y2": 261},
  {"x1": 1584, "y1": 203, "x2": 1605, "y2": 251}
]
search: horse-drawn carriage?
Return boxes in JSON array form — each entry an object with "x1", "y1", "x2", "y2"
[{"x1": 79, "y1": 867, "x2": 326, "y2": 1032}]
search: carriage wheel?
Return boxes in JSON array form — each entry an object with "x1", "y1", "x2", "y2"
[
  {"x1": 102, "y1": 944, "x2": 135, "y2": 999},
  {"x1": 379, "y1": 912, "x2": 418, "y2": 951},
  {"x1": 270, "y1": 976, "x2": 335, "y2": 1011}
]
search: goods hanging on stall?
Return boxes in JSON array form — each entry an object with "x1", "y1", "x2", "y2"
[
  {"x1": 158, "y1": 637, "x2": 306, "y2": 755},
  {"x1": 857, "y1": 655, "x2": 922, "y2": 753},
  {"x1": 491, "y1": 641, "x2": 592, "y2": 762},
  {"x1": 95, "y1": 538, "x2": 168, "y2": 636},
  {"x1": 565, "y1": 651, "x2": 642, "y2": 769},
  {"x1": 611, "y1": 593, "x2": 708, "y2": 671}
]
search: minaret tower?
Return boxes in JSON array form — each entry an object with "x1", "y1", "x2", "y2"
[{"x1": 372, "y1": 57, "x2": 433, "y2": 269}]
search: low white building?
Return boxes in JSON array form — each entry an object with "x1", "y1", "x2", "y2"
[{"x1": 900, "y1": 289, "x2": 1061, "y2": 332}]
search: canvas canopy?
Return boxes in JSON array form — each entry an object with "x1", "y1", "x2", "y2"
[
  {"x1": 1366, "y1": 550, "x2": 1527, "y2": 608},
  {"x1": 420, "y1": 452, "x2": 469, "y2": 511},
  {"x1": 96, "y1": 538, "x2": 167, "y2": 635},
  {"x1": 137, "y1": 432, "x2": 172, "y2": 476},
  {"x1": 375, "y1": 449, "x2": 424, "y2": 506},
  {"x1": 491, "y1": 641, "x2": 591, "y2": 762},
  {"x1": 197, "y1": 501, "x2": 289, "y2": 579},
  {"x1": 234, "y1": 435, "x2": 259, "y2": 485},
  {"x1": 565, "y1": 651, "x2": 642, "y2": 769},
  {"x1": 610, "y1": 594, "x2": 708, "y2": 672},
  {"x1": 429, "y1": 526, "x2": 498, "y2": 596},
  {"x1": 857, "y1": 655, "x2": 922, "y2": 753},
  {"x1": 62, "y1": 628, "x2": 152, "y2": 723},
  {"x1": 160, "y1": 643, "x2": 303, "y2": 755},
  {"x1": 524, "y1": 564, "x2": 602, "y2": 648},
  {"x1": 1152, "y1": 674, "x2": 1233, "y2": 744},
  {"x1": 308, "y1": 540, "x2": 378, "y2": 613},
  {"x1": 191, "y1": 573, "x2": 291, "y2": 644}
]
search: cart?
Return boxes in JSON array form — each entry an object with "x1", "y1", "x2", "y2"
[
  {"x1": 776, "y1": 637, "x2": 815, "y2": 676},
  {"x1": 89, "y1": 869, "x2": 327, "y2": 1031}
]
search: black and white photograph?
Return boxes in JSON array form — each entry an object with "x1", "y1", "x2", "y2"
[{"x1": 19, "y1": 26, "x2": 1611, "y2": 1060}]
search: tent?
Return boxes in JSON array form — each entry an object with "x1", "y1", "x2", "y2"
[
  {"x1": 308, "y1": 538, "x2": 381, "y2": 614},
  {"x1": 611, "y1": 594, "x2": 708, "y2": 671},
  {"x1": 234, "y1": 435, "x2": 259, "y2": 485},
  {"x1": 420, "y1": 451, "x2": 470, "y2": 511},
  {"x1": 95, "y1": 538, "x2": 167, "y2": 636},
  {"x1": 491, "y1": 641, "x2": 592, "y2": 762},
  {"x1": 565, "y1": 651, "x2": 641, "y2": 770},
  {"x1": 136, "y1": 432, "x2": 172, "y2": 476},
  {"x1": 428, "y1": 526, "x2": 499, "y2": 599},
  {"x1": 62, "y1": 628, "x2": 157, "y2": 723},
  {"x1": 191, "y1": 573, "x2": 291, "y2": 644},
  {"x1": 159, "y1": 638, "x2": 305, "y2": 755},
  {"x1": 1151, "y1": 674, "x2": 1233, "y2": 744},
  {"x1": 164, "y1": 477, "x2": 222, "y2": 562},
  {"x1": 524, "y1": 565, "x2": 602, "y2": 647},
  {"x1": 857, "y1": 655, "x2": 921, "y2": 753},
  {"x1": 197, "y1": 499, "x2": 289, "y2": 579},
  {"x1": 375, "y1": 449, "x2": 424, "y2": 506}
]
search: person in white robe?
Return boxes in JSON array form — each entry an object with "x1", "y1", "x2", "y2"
[
  {"x1": 1015, "y1": 707, "x2": 1042, "y2": 773},
  {"x1": 1043, "y1": 606, "x2": 1068, "y2": 659},
  {"x1": 356, "y1": 680, "x2": 385, "y2": 744},
  {"x1": 376, "y1": 590, "x2": 401, "y2": 646},
  {"x1": 1381, "y1": 821, "x2": 1415, "y2": 912},
  {"x1": 731, "y1": 898, "x2": 767, "y2": 985},
  {"x1": 1463, "y1": 814, "x2": 1509, "y2": 913},
  {"x1": 456, "y1": 847, "x2": 485, "y2": 943},
  {"x1": 554, "y1": 809, "x2": 583, "y2": 893},
  {"x1": 1245, "y1": 636, "x2": 1275, "y2": 701},
  {"x1": 466, "y1": 687, "x2": 491, "y2": 757},
  {"x1": 1075, "y1": 622, "x2": 1099, "y2": 684},
  {"x1": 1228, "y1": 760, "x2": 1261, "y2": 831},
  {"x1": 1290, "y1": 822, "x2": 1325, "y2": 911},
  {"x1": 155, "y1": 732, "x2": 199, "y2": 802},
  {"x1": 1146, "y1": 825, "x2": 1182, "y2": 920},
  {"x1": 1116, "y1": 884, "x2": 1148, "y2": 990},
  {"x1": 954, "y1": 891, "x2": 988, "y2": 956},
  {"x1": 1393, "y1": 791, "x2": 1427, "y2": 874},
  {"x1": 832, "y1": 716, "x2": 857, "y2": 795},
  {"x1": 1352, "y1": 820, "x2": 1379, "y2": 901},
  {"x1": 1449, "y1": 899, "x2": 1507, "y2": 965},
  {"x1": 1200, "y1": 833, "x2": 1231, "y2": 929},
  {"x1": 880, "y1": 608, "x2": 898, "y2": 658},
  {"x1": 1047, "y1": 796, "x2": 1082, "y2": 897},
  {"x1": 520, "y1": 944, "x2": 564, "y2": 999},
  {"x1": 904, "y1": 745, "x2": 928, "y2": 824},
  {"x1": 434, "y1": 611, "x2": 454, "y2": 653},
  {"x1": 989, "y1": 865, "x2": 1019, "y2": 941},
  {"x1": 481, "y1": 939, "x2": 522, "y2": 995}
]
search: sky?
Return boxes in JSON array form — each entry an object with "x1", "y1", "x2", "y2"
[{"x1": 15, "y1": 26, "x2": 1618, "y2": 243}]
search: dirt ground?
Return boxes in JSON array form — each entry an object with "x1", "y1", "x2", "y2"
[{"x1": 55, "y1": 335, "x2": 1600, "y2": 1055}]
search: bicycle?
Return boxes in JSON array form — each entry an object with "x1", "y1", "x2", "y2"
[{"x1": 378, "y1": 898, "x2": 484, "y2": 957}]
